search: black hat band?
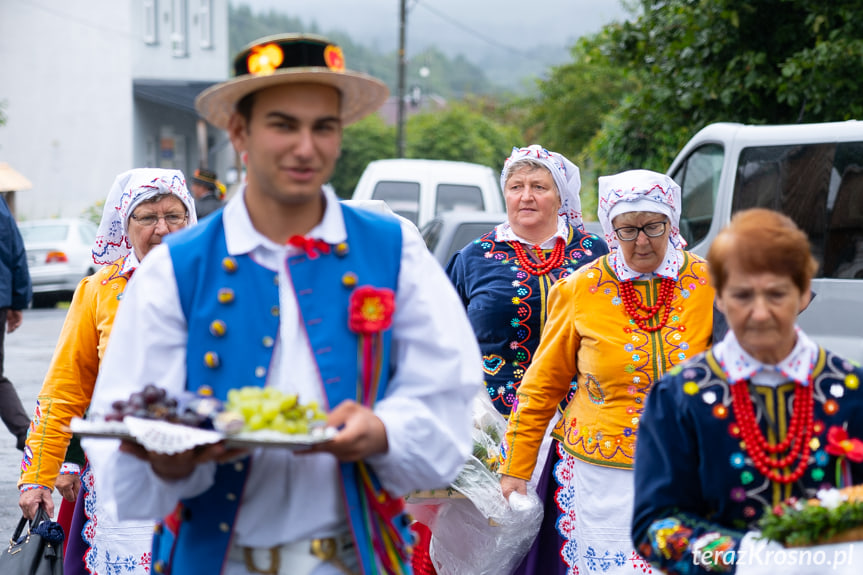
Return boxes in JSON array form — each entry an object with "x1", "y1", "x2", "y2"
[{"x1": 233, "y1": 37, "x2": 346, "y2": 78}]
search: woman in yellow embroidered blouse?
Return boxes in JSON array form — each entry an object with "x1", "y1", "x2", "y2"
[
  {"x1": 17, "y1": 168, "x2": 196, "y2": 575},
  {"x1": 499, "y1": 169, "x2": 716, "y2": 575}
]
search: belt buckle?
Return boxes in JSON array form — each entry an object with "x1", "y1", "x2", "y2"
[
  {"x1": 243, "y1": 545, "x2": 280, "y2": 575},
  {"x1": 310, "y1": 537, "x2": 337, "y2": 561},
  {"x1": 310, "y1": 537, "x2": 355, "y2": 575}
]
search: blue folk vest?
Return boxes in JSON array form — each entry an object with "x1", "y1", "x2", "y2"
[{"x1": 151, "y1": 204, "x2": 404, "y2": 575}]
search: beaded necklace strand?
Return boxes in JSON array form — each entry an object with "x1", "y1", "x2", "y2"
[
  {"x1": 730, "y1": 378, "x2": 815, "y2": 484},
  {"x1": 618, "y1": 277, "x2": 676, "y2": 332},
  {"x1": 510, "y1": 238, "x2": 566, "y2": 276}
]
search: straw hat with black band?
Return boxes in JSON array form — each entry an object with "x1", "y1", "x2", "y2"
[{"x1": 195, "y1": 34, "x2": 389, "y2": 130}]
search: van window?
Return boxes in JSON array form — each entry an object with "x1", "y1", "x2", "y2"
[
  {"x1": 371, "y1": 181, "x2": 420, "y2": 225},
  {"x1": 672, "y1": 143, "x2": 722, "y2": 247},
  {"x1": 435, "y1": 184, "x2": 484, "y2": 215},
  {"x1": 731, "y1": 141, "x2": 863, "y2": 279}
]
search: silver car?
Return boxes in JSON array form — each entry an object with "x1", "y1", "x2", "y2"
[
  {"x1": 420, "y1": 211, "x2": 605, "y2": 267},
  {"x1": 18, "y1": 218, "x2": 98, "y2": 307}
]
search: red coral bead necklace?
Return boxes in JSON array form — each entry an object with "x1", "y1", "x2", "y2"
[
  {"x1": 511, "y1": 237, "x2": 566, "y2": 276},
  {"x1": 730, "y1": 377, "x2": 815, "y2": 484},
  {"x1": 619, "y1": 277, "x2": 676, "y2": 332}
]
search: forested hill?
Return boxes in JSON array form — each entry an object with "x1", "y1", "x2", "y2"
[{"x1": 229, "y1": 3, "x2": 503, "y2": 99}]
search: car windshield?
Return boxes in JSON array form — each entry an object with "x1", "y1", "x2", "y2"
[
  {"x1": 371, "y1": 181, "x2": 420, "y2": 225},
  {"x1": 19, "y1": 223, "x2": 70, "y2": 243}
]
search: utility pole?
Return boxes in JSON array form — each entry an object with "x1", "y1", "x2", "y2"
[{"x1": 396, "y1": 0, "x2": 407, "y2": 157}]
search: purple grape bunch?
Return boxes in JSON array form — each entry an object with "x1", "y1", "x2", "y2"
[{"x1": 105, "y1": 384, "x2": 215, "y2": 428}]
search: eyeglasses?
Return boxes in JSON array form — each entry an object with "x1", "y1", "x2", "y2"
[
  {"x1": 130, "y1": 213, "x2": 187, "y2": 227},
  {"x1": 613, "y1": 221, "x2": 667, "y2": 241}
]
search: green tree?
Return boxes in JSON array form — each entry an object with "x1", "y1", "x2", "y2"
[
  {"x1": 331, "y1": 102, "x2": 521, "y2": 198},
  {"x1": 405, "y1": 102, "x2": 521, "y2": 175},
  {"x1": 589, "y1": 0, "x2": 863, "y2": 174},
  {"x1": 81, "y1": 200, "x2": 105, "y2": 226},
  {"x1": 331, "y1": 115, "x2": 395, "y2": 197},
  {"x1": 522, "y1": 33, "x2": 638, "y2": 164}
]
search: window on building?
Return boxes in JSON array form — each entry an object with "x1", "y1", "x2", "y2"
[
  {"x1": 199, "y1": 0, "x2": 213, "y2": 49},
  {"x1": 171, "y1": 0, "x2": 188, "y2": 57},
  {"x1": 143, "y1": 0, "x2": 158, "y2": 44}
]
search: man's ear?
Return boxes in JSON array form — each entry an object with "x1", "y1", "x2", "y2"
[{"x1": 227, "y1": 113, "x2": 247, "y2": 154}]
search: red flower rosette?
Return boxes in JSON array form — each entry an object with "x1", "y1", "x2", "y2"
[
  {"x1": 349, "y1": 286, "x2": 395, "y2": 334},
  {"x1": 826, "y1": 426, "x2": 863, "y2": 462}
]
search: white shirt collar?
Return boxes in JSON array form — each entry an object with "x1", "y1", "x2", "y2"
[
  {"x1": 610, "y1": 241, "x2": 683, "y2": 282},
  {"x1": 223, "y1": 184, "x2": 347, "y2": 256},
  {"x1": 494, "y1": 215, "x2": 569, "y2": 248},
  {"x1": 713, "y1": 326, "x2": 818, "y2": 387},
  {"x1": 120, "y1": 250, "x2": 142, "y2": 276}
]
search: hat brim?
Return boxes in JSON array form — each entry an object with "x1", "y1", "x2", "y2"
[{"x1": 195, "y1": 68, "x2": 390, "y2": 130}]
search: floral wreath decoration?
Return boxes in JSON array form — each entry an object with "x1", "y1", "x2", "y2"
[
  {"x1": 347, "y1": 285, "x2": 412, "y2": 575},
  {"x1": 758, "y1": 425, "x2": 863, "y2": 547}
]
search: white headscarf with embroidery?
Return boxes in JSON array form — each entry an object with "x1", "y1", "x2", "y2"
[
  {"x1": 597, "y1": 169, "x2": 685, "y2": 250},
  {"x1": 500, "y1": 145, "x2": 584, "y2": 231},
  {"x1": 597, "y1": 169, "x2": 685, "y2": 280},
  {"x1": 92, "y1": 168, "x2": 196, "y2": 274}
]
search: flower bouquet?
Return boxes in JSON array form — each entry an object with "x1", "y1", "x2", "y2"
[
  {"x1": 759, "y1": 426, "x2": 863, "y2": 548},
  {"x1": 758, "y1": 485, "x2": 863, "y2": 548},
  {"x1": 405, "y1": 390, "x2": 543, "y2": 575},
  {"x1": 406, "y1": 391, "x2": 505, "y2": 502}
]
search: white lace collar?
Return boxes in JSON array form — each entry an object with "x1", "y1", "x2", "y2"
[{"x1": 712, "y1": 327, "x2": 818, "y2": 387}]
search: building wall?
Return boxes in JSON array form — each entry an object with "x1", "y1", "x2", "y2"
[
  {"x1": 132, "y1": 0, "x2": 229, "y2": 81},
  {"x1": 0, "y1": 0, "x2": 133, "y2": 220},
  {"x1": 0, "y1": 0, "x2": 229, "y2": 222}
]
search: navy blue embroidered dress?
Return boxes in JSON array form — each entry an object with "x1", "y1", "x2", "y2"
[
  {"x1": 446, "y1": 225, "x2": 608, "y2": 416},
  {"x1": 632, "y1": 348, "x2": 863, "y2": 574}
]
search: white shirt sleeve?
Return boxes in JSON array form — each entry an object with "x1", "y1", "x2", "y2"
[
  {"x1": 366, "y1": 220, "x2": 484, "y2": 495},
  {"x1": 83, "y1": 244, "x2": 211, "y2": 522}
]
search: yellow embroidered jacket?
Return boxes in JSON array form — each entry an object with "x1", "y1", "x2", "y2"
[
  {"x1": 502, "y1": 251, "x2": 715, "y2": 478},
  {"x1": 19, "y1": 259, "x2": 129, "y2": 489}
]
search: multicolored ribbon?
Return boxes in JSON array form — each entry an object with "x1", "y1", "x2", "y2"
[{"x1": 348, "y1": 285, "x2": 412, "y2": 574}]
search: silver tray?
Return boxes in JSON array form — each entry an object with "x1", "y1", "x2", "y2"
[{"x1": 69, "y1": 418, "x2": 336, "y2": 450}]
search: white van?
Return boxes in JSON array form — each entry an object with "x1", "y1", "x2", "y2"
[
  {"x1": 351, "y1": 159, "x2": 503, "y2": 228},
  {"x1": 667, "y1": 120, "x2": 863, "y2": 362}
]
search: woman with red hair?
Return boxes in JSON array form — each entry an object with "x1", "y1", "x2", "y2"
[{"x1": 633, "y1": 208, "x2": 863, "y2": 573}]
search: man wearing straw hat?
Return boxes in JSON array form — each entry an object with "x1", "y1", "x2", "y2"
[
  {"x1": 190, "y1": 167, "x2": 226, "y2": 219},
  {"x1": 83, "y1": 34, "x2": 481, "y2": 575}
]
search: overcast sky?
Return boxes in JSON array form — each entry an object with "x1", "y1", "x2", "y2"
[{"x1": 237, "y1": 0, "x2": 633, "y2": 57}]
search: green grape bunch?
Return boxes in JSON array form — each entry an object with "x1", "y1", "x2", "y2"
[{"x1": 225, "y1": 386, "x2": 328, "y2": 435}]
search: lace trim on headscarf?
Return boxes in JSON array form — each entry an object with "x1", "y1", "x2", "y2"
[
  {"x1": 597, "y1": 169, "x2": 685, "y2": 251},
  {"x1": 501, "y1": 145, "x2": 584, "y2": 231},
  {"x1": 92, "y1": 168, "x2": 197, "y2": 266}
]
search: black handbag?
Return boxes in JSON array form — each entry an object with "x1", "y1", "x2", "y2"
[{"x1": 0, "y1": 508, "x2": 64, "y2": 575}]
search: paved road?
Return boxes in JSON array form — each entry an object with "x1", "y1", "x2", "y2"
[{"x1": 0, "y1": 307, "x2": 67, "y2": 537}]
